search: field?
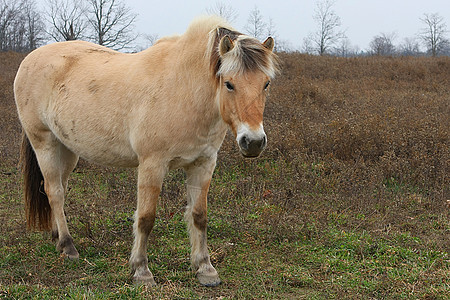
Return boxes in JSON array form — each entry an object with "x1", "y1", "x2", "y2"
[{"x1": 0, "y1": 51, "x2": 449, "y2": 299}]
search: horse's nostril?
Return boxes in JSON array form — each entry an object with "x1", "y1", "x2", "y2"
[
  {"x1": 239, "y1": 136, "x2": 249, "y2": 150},
  {"x1": 253, "y1": 138, "x2": 264, "y2": 150}
]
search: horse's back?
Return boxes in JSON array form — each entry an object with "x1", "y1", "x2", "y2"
[
  {"x1": 15, "y1": 41, "x2": 122, "y2": 110},
  {"x1": 16, "y1": 40, "x2": 117, "y2": 76},
  {"x1": 14, "y1": 41, "x2": 141, "y2": 167}
]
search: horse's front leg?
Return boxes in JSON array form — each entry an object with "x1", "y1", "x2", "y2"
[
  {"x1": 130, "y1": 161, "x2": 166, "y2": 286},
  {"x1": 184, "y1": 156, "x2": 221, "y2": 287}
]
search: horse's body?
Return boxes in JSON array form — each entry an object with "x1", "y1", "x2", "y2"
[
  {"x1": 14, "y1": 16, "x2": 279, "y2": 286},
  {"x1": 16, "y1": 36, "x2": 225, "y2": 169}
]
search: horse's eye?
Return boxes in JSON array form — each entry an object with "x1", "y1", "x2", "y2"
[
  {"x1": 264, "y1": 81, "x2": 270, "y2": 90},
  {"x1": 225, "y1": 81, "x2": 234, "y2": 91}
]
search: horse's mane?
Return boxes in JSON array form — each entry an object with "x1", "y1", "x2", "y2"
[{"x1": 183, "y1": 16, "x2": 280, "y2": 80}]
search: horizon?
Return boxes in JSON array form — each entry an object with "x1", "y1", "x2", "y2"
[{"x1": 29, "y1": 0, "x2": 450, "y2": 53}]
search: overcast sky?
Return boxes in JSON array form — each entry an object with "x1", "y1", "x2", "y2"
[{"x1": 38, "y1": 0, "x2": 450, "y2": 51}]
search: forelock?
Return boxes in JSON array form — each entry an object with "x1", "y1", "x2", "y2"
[
  {"x1": 219, "y1": 36, "x2": 278, "y2": 78},
  {"x1": 209, "y1": 28, "x2": 280, "y2": 79}
]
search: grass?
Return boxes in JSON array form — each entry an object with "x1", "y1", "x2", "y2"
[
  {"x1": 1, "y1": 163, "x2": 448, "y2": 299},
  {"x1": 1, "y1": 51, "x2": 449, "y2": 298}
]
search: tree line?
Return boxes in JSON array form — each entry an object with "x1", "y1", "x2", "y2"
[
  {"x1": 301, "y1": 0, "x2": 450, "y2": 57},
  {"x1": 209, "y1": 1, "x2": 450, "y2": 57},
  {"x1": 1, "y1": 0, "x2": 449, "y2": 57},
  {"x1": 0, "y1": 0, "x2": 45, "y2": 52},
  {"x1": 1, "y1": 0, "x2": 137, "y2": 52}
]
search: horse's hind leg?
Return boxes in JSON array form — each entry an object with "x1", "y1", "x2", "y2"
[
  {"x1": 32, "y1": 131, "x2": 79, "y2": 259},
  {"x1": 51, "y1": 145, "x2": 79, "y2": 242}
]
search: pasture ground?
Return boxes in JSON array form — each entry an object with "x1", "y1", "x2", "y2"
[{"x1": 0, "y1": 51, "x2": 449, "y2": 299}]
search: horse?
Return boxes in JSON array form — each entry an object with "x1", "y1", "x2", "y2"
[{"x1": 14, "y1": 16, "x2": 280, "y2": 287}]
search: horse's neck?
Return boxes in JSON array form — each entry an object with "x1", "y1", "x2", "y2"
[
  {"x1": 174, "y1": 42, "x2": 222, "y2": 127},
  {"x1": 142, "y1": 38, "x2": 224, "y2": 133}
]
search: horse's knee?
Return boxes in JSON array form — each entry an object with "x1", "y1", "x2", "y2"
[
  {"x1": 44, "y1": 182, "x2": 64, "y2": 203},
  {"x1": 137, "y1": 213, "x2": 156, "y2": 235},
  {"x1": 192, "y1": 209, "x2": 207, "y2": 231}
]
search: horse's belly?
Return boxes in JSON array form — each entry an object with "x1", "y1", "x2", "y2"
[
  {"x1": 50, "y1": 120, "x2": 139, "y2": 168},
  {"x1": 76, "y1": 142, "x2": 139, "y2": 168}
]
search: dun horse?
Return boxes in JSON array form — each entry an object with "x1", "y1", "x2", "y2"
[{"x1": 14, "y1": 16, "x2": 279, "y2": 286}]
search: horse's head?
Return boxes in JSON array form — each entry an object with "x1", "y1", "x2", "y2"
[{"x1": 211, "y1": 29, "x2": 279, "y2": 157}]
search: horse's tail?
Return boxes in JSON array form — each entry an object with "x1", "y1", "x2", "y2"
[{"x1": 20, "y1": 132, "x2": 52, "y2": 231}]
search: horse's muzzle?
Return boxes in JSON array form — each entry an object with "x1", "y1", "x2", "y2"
[{"x1": 238, "y1": 134, "x2": 267, "y2": 158}]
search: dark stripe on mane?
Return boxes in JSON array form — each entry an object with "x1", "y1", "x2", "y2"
[
  {"x1": 238, "y1": 38, "x2": 272, "y2": 74},
  {"x1": 209, "y1": 26, "x2": 279, "y2": 80},
  {"x1": 210, "y1": 27, "x2": 242, "y2": 78}
]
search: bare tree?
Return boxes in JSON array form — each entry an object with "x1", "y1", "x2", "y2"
[
  {"x1": 85, "y1": 0, "x2": 137, "y2": 50},
  {"x1": 334, "y1": 37, "x2": 354, "y2": 57},
  {"x1": 245, "y1": 6, "x2": 266, "y2": 41},
  {"x1": 274, "y1": 39, "x2": 293, "y2": 53},
  {"x1": 369, "y1": 32, "x2": 396, "y2": 56},
  {"x1": 132, "y1": 33, "x2": 159, "y2": 53},
  {"x1": 265, "y1": 18, "x2": 284, "y2": 51},
  {"x1": 45, "y1": 0, "x2": 87, "y2": 41},
  {"x1": 304, "y1": 0, "x2": 346, "y2": 55},
  {"x1": 399, "y1": 37, "x2": 421, "y2": 56},
  {"x1": 0, "y1": 0, "x2": 21, "y2": 50},
  {"x1": 0, "y1": 0, "x2": 44, "y2": 51},
  {"x1": 266, "y1": 17, "x2": 276, "y2": 37},
  {"x1": 142, "y1": 33, "x2": 159, "y2": 47},
  {"x1": 206, "y1": 1, "x2": 237, "y2": 24},
  {"x1": 22, "y1": 0, "x2": 46, "y2": 50},
  {"x1": 302, "y1": 33, "x2": 315, "y2": 54},
  {"x1": 418, "y1": 13, "x2": 449, "y2": 57}
]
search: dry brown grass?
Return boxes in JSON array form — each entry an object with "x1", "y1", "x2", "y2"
[
  {"x1": 0, "y1": 52, "x2": 25, "y2": 166},
  {"x1": 219, "y1": 53, "x2": 449, "y2": 250}
]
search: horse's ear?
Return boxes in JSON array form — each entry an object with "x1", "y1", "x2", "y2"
[
  {"x1": 262, "y1": 37, "x2": 275, "y2": 51},
  {"x1": 219, "y1": 35, "x2": 234, "y2": 56}
]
